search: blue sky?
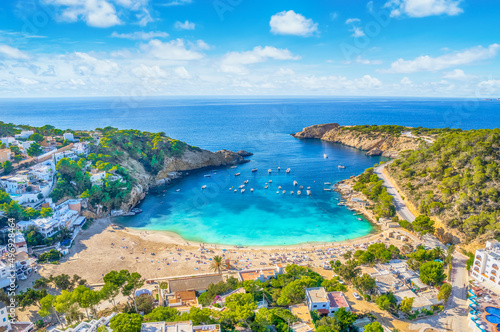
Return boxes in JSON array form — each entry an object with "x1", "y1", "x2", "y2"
[{"x1": 0, "y1": 0, "x2": 498, "y2": 97}]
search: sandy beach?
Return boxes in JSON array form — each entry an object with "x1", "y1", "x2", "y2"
[{"x1": 38, "y1": 215, "x2": 419, "y2": 285}]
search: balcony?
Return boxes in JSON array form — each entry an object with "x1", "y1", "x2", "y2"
[
  {"x1": 474, "y1": 266, "x2": 480, "y2": 272},
  {"x1": 493, "y1": 264, "x2": 499, "y2": 271},
  {"x1": 475, "y1": 262, "x2": 481, "y2": 267},
  {"x1": 477, "y1": 256, "x2": 482, "y2": 261},
  {"x1": 492, "y1": 270, "x2": 498, "y2": 276},
  {"x1": 491, "y1": 276, "x2": 496, "y2": 282}
]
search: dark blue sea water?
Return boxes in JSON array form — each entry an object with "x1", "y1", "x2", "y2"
[{"x1": 1, "y1": 97, "x2": 498, "y2": 245}]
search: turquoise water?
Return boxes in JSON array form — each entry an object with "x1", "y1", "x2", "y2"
[
  {"x1": 116, "y1": 136, "x2": 385, "y2": 246},
  {"x1": 2, "y1": 96, "x2": 494, "y2": 245}
]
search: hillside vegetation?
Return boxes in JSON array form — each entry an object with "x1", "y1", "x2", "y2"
[{"x1": 387, "y1": 128, "x2": 500, "y2": 241}]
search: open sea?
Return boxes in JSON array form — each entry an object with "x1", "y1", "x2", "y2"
[{"x1": 1, "y1": 96, "x2": 498, "y2": 246}]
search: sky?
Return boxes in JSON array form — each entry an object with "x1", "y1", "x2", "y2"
[{"x1": 0, "y1": 0, "x2": 499, "y2": 98}]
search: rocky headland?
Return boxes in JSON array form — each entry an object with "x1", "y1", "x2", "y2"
[{"x1": 292, "y1": 123, "x2": 422, "y2": 158}]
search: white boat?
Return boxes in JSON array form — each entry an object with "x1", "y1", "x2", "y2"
[
  {"x1": 230, "y1": 166, "x2": 237, "y2": 169},
  {"x1": 244, "y1": 180, "x2": 249, "y2": 184},
  {"x1": 268, "y1": 169, "x2": 272, "y2": 173},
  {"x1": 293, "y1": 180, "x2": 298, "y2": 186},
  {"x1": 176, "y1": 189, "x2": 180, "y2": 192},
  {"x1": 282, "y1": 190, "x2": 286, "y2": 194},
  {"x1": 201, "y1": 185, "x2": 207, "y2": 189},
  {"x1": 290, "y1": 191, "x2": 294, "y2": 195},
  {"x1": 357, "y1": 218, "x2": 362, "y2": 221},
  {"x1": 241, "y1": 189, "x2": 245, "y2": 193},
  {"x1": 204, "y1": 174, "x2": 211, "y2": 177},
  {"x1": 239, "y1": 185, "x2": 245, "y2": 189},
  {"x1": 235, "y1": 172, "x2": 241, "y2": 176},
  {"x1": 338, "y1": 165, "x2": 346, "y2": 169},
  {"x1": 269, "y1": 180, "x2": 272, "y2": 183},
  {"x1": 307, "y1": 190, "x2": 311, "y2": 195},
  {"x1": 251, "y1": 168, "x2": 258, "y2": 172},
  {"x1": 286, "y1": 168, "x2": 291, "y2": 173},
  {"x1": 307, "y1": 186, "x2": 311, "y2": 190},
  {"x1": 323, "y1": 188, "x2": 331, "y2": 191},
  {"x1": 324, "y1": 182, "x2": 331, "y2": 185},
  {"x1": 278, "y1": 186, "x2": 282, "y2": 189},
  {"x1": 278, "y1": 166, "x2": 281, "y2": 171},
  {"x1": 276, "y1": 191, "x2": 280, "y2": 194},
  {"x1": 250, "y1": 188, "x2": 254, "y2": 192},
  {"x1": 234, "y1": 189, "x2": 237, "y2": 192},
  {"x1": 297, "y1": 190, "x2": 301, "y2": 195},
  {"x1": 299, "y1": 185, "x2": 303, "y2": 189},
  {"x1": 264, "y1": 184, "x2": 268, "y2": 189},
  {"x1": 323, "y1": 153, "x2": 328, "y2": 158}
]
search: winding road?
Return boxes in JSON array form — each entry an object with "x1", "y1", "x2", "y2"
[{"x1": 374, "y1": 161, "x2": 470, "y2": 332}]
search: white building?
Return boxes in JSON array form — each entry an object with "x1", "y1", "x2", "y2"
[
  {"x1": 15, "y1": 130, "x2": 34, "y2": 139},
  {"x1": 17, "y1": 200, "x2": 83, "y2": 238},
  {"x1": 63, "y1": 132, "x2": 74, "y2": 141},
  {"x1": 72, "y1": 142, "x2": 89, "y2": 155},
  {"x1": 53, "y1": 150, "x2": 77, "y2": 163},
  {"x1": 0, "y1": 175, "x2": 28, "y2": 195},
  {"x1": 0, "y1": 137, "x2": 16, "y2": 146},
  {"x1": 21, "y1": 140, "x2": 34, "y2": 152},
  {"x1": 141, "y1": 321, "x2": 220, "y2": 332},
  {"x1": 471, "y1": 240, "x2": 500, "y2": 283},
  {"x1": 305, "y1": 287, "x2": 350, "y2": 316},
  {"x1": 30, "y1": 160, "x2": 55, "y2": 181}
]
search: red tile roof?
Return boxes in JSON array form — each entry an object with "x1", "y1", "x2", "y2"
[{"x1": 328, "y1": 292, "x2": 349, "y2": 308}]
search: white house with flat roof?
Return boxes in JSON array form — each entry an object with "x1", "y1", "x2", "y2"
[
  {"x1": 305, "y1": 287, "x2": 350, "y2": 316},
  {"x1": 53, "y1": 150, "x2": 77, "y2": 163},
  {"x1": 21, "y1": 140, "x2": 34, "y2": 152}
]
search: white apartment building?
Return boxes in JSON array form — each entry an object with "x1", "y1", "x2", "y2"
[
  {"x1": 471, "y1": 240, "x2": 500, "y2": 283},
  {"x1": 53, "y1": 150, "x2": 77, "y2": 163}
]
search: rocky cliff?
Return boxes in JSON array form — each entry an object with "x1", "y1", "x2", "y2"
[
  {"x1": 118, "y1": 148, "x2": 246, "y2": 213},
  {"x1": 292, "y1": 123, "x2": 421, "y2": 158}
]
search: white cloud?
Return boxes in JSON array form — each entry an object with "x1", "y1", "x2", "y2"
[
  {"x1": 140, "y1": 39, "x2": 204, "y2": 61},
  {"x1": 442, "y1": 69, "x2": 475, "y2": 80},
  {"x1": 220, "y1": 46, "x2": 300, "y2": 74},
  {"x1": 385, "y1": 0, "x2": 463, "y2": 18},
  {"x1": 350, "y1": 27, "x2": 365, "y2": 37},
  {"x1": 71, "y1": 52, "x2": 120, "y2": 76},
  {"x1": 269, "y1": 10, "x2": 318, "y2": 37},
  {"x1": 0, "y1": 44, "x2": 29, "y2": 60},
  {"x1": 343, "y1": 56, "x2": 382, "y2": 65},
  {"x1": 16, "y1": 77, "x2": 39, "y2": 85},
  {"x1": 44, "y1": 0, "x2": 153, "y2": 28},
  {"x1": 196, "y1": 40, "x2": 210, "y2": 50},
  {"x1": 401, "y1": 76, "x2": 412, "y2": 84},
  {"x1": 384, "y1": 44, "x2": 500, "y2": 73},
  {"x1": 345, "y1": 18, "x2": 364, "y2": 37},
  {"x1": 132, "y1": 64, "x2": 167, "y2": 78},
  {"x1": 477, "y1": 80, "x2": 500, "y2": 95},
  {"x1": 161, "y1": 0, "x2": 191, "y2": 6},
  {"x1": 276, "y1": 68, "x2": 295, "y2": 75},
  {"x1": 174, "y1": 20, "x2": 195, "y2": 30},
  {"x1": 111, "y1": 31, "x2": 169, "y2": 40},
  {"x1": 174, "y1": 66, "x2": 191, "y2": 79},
  {"x1": 345, "y1": 18, "x2": 360, "y2": 24}
]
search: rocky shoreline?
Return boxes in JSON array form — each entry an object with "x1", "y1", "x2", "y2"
[{"x1": 292, "y1": 123, "x2": 421, "y2": 158}]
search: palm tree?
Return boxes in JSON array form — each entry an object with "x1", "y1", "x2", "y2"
[
  {"x1": 210, "y1": 255, "x2": 224, "y2": 274},
  {"x1": 434, "y1": 247, "x2": 445, "y2": 260}
]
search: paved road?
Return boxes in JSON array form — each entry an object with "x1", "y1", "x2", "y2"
[
  {"x1": 374, "y1": 162, "x2": 416, "y2": 222},
  {"x1": 408, "y1": 252, "x2": 469, "y2": 332}
]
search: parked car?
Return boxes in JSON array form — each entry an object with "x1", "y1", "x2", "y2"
[{"x1": 353, "y1": 292, "x2": 362, "y2": 300}]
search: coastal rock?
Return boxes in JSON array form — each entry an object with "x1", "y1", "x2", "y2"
[
  {"x1": 292, "y1": 124, "x2": 421, "y2": 158},
  {"x1": 237, "y1": 150, "x2": 253, "y2": 157},
  {"x1": 157, "y1": 148, "x2": 245, "y2": 177},
  {"x1": 291, "y1": 123, "x2": 340, "y2": 139}
]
